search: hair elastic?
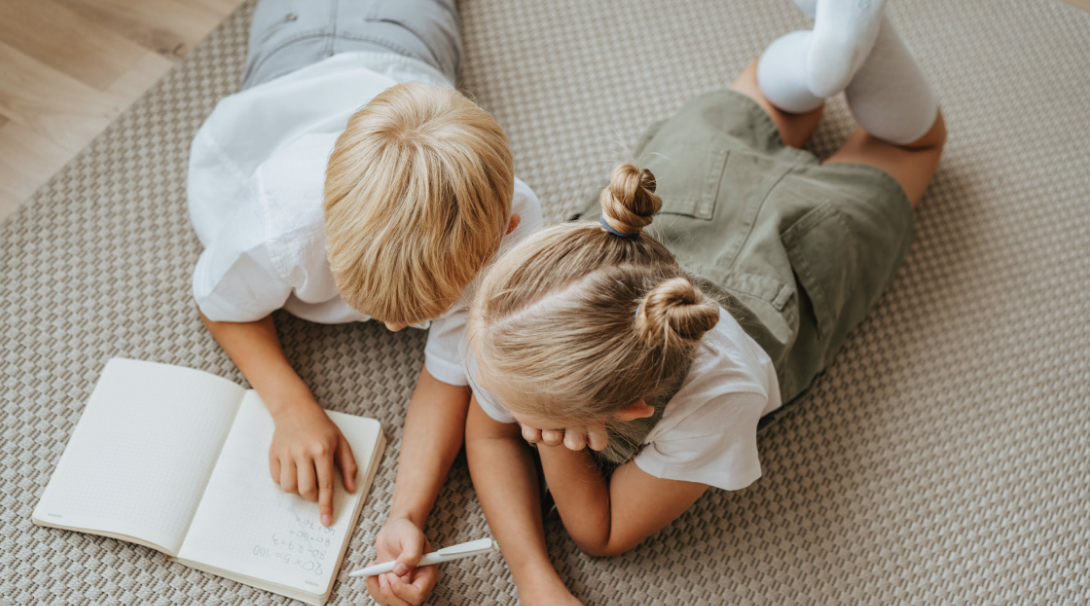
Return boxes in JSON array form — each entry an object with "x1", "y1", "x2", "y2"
[
  {"x1": 599, "y1": 215, "x2": 639, "y2": 239},
  {"x1": 634, "y1": 301, "x2": 644, "y2": 320}
]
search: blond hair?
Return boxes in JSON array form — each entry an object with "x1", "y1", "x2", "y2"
[
  {"x1": 469, "y1": 164, "x2": 720, "y2": 450},
  {"x1": 324, "y1": 83, "x2": 514, "y2": 324}
]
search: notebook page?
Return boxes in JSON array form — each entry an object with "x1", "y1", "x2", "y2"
[
  {"x1": 178, "y1": 391, "x2": 381, "y2": 596},
  {"x1": 32, "y1": 359, "x2": 244, "y2": 554}
]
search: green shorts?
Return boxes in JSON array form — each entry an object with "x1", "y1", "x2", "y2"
[{"x1": 579, "y1": 89, "x2": 914, "y2": 409}]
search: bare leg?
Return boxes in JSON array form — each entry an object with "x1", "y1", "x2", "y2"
[
  {"x1": 731, "y1": 60, "x2": 824, "y2": 150},
  {"x1": 825, "y1": 110, "x2": 946, "y2": 208}
]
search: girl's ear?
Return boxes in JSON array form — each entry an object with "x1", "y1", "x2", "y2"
[
  {"x1": 506, "y1": 213, "x2": 521, "y2": 235},
  {"x1": 614, "y1": 399, "x2": 654, "y2": 422}
]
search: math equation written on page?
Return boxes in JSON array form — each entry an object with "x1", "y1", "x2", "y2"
[{"x1": 251, "y1": 515, "x2": 335, "y2": 578}]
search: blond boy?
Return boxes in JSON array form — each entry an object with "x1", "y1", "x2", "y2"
[{"x1": 187, "y1": 1, "x2": 541, "y2": 604}]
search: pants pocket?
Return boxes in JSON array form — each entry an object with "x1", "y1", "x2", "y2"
[
  {"x1": 363, "y1": 0, "x2": 461, "y2": 77},
  {"x1": 248, "y1": 0, "x2": 304, "y2": 48},
  {"x1": 781, "y1": 201, "x2": 859, "y2": 341},
  {"x1": 645, "y1": 144, "x2": 728, "y2": 220}
]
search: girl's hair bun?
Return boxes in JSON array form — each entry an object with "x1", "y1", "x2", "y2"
[
  {"x1": 636, "y1": 277, "x2": 719, "y2": 348},
  {"x1": 599, "y1": 163, "x2": 662, "y2": 236}
]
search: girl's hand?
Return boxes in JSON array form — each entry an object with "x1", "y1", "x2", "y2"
[
  {"x1": 366, "y1": 517, "x2": 437, "y2": 606},
  {"x1": 518, "y1": 421, "x2": 609, "y2": 452},
  {"x1": 269, "y1": 401, "x2": 358, "y2": 526}
]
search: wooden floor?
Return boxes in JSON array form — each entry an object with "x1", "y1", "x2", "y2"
[
  {"x1": 0, "y1": 0, "x2": 247, "y2": 222},
  {"x1": 0, "y1": 0, "x2": 1088, "y2": 224}
]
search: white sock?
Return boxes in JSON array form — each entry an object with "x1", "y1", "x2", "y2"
[
  {"x1": 808, "y1": 0, "x2": 888, "y2": 97},
  {"x1": 844, "y1": 15, "x2": 938, "y2": 145},
  {"x1": 756, "y1": 30, "x2": 825, "y2": 113}
]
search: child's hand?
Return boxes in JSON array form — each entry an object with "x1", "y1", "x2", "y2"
[
  {"x1": 269, "y1": 401, "x2": 358, "y2": 526},
  {"x1": 518, "y1": 421, "x2": 609, "y2": 452},
  {"x1": 366, "y1": 517, "x2": 437, "y2": 606}
]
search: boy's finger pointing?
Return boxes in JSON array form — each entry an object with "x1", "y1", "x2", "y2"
[{"x1": 316, "y1": 453, "x2": 335, "y2": 526}]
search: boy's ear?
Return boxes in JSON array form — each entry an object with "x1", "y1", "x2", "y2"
[
  {"x1": 614, "y1": 399, "x2": 655, "y2": 422},
  {"x1": 506, "y1": 213, "x2": 521, "y2": 235}
]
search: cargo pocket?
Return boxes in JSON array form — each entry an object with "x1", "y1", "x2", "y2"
[
  {"x1": 780, "y1": 201, "x2": 860, "y2": 340},
  {"x1": 645, "y1": 144, "x2": 729, "y2": 220}
]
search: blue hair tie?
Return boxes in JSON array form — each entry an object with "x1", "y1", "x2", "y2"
[{"x1": 599, "y1": 215, "x2": 639, "y2": 239}]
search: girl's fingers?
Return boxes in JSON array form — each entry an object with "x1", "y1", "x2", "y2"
[
  {"x1": 381, "y1": 573, "x2": 413, "y2": 606},
  {"x1": 587, "y1": 425, "x2": 609, "y2": 452},
  {"x1": 521, "y1": 424, "x2": 541, "y2": 443},
  {"x1": 279, "y1": 458, "x2": 298, "y2": 494},
  {"x1": 365, "y1": 574, "x2": 384, "y2": 605},
  {"x1": 563, "y1": 428, "x2": 587, "y2": 451},
  {"x1": 541, "y1": 429, "x2": 564, "y2": 446},
  {"x1": 296, "y1": 456, "x2": 318, "y2": 502},
  {"x1": 378, "y1": 571, "x2": 392, "y2": 600},
  {"x1": 410, "y1": 564, "x2": 439, "y2": 594},
  {"x1": 391, "y1": 572, "x2": 428, "y2": 605}
]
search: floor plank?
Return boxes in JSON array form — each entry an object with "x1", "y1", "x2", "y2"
[
  {"x1": 54, "y1": 0, "x2": 226, "y2": 60},
  {"x1": 0, "y1": 0, "x2": 246, "y2": 222},
  {"x1": 0, "y1": 0, "x2": 147, "y2": 91},
  {"x1": 0, "y1": 41, "x2": 126, "y2": 153}
]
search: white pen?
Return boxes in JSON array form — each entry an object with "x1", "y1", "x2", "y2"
[{"x1": 347, "y1": 537, "x2": 499, "y2": 578}]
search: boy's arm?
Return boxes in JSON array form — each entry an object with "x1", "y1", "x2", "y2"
[
  {"x1": 536, "y1": 444, "x2": 708, "y2": 557},
  {"x1": 198, "y1": 309, "x2": 358, "y2": 524},
  {"x1": 465, "y1": 400, "x2": 582, "y2": 606}
]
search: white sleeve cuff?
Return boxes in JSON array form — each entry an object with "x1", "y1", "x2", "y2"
[
  {"x1": 472, "y1": 394, "x2": 516, "y2": 424},
  {"x1": 192, "y1": 270, "x2": 277, "y2": 323},
  {"x1": 424, "y1": 352, "x2": 467, "y2": 387},
  {"x1": 632, "y1": 452, "x2": 762, "y2": 492}
]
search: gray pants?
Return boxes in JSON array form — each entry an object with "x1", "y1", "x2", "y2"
[{"x1": 241, "y1": 0, "x2": 462, "y2": 89}]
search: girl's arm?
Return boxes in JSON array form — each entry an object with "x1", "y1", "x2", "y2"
[
  {"x1": 536, "y1": 444, "x2": 708, "y2": 557},
  {"x1": 465, "y1": 400, "x2": 582, "y2": 606},
  {"x1": 367, "y1": 366, "x2": 470, "y2": 606}
]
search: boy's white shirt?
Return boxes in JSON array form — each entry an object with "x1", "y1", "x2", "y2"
[
  {"x1": 468, "y1": 310, "x2": 784, "y2": 491},
  {"x1": 187, "y1": 51, "x2": 544, "y2": 387}
]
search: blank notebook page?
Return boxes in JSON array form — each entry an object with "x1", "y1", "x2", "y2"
[
  {"x1": 178, "y1": 391, "x2": 381, "y2": 595},
  {"x1": 33, "y1": 359, "x2": 244, "y2": 554}
]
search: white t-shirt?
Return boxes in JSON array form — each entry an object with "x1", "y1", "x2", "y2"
[
  {"x1": 187, "y1": 51, "x2": 543, "y2": 387},
  {"x1": 468, "y1": 309, "x2": 783, "y2": 491}
]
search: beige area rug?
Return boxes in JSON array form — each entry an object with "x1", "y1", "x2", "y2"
[{"x1": 2, "y1": 0, "x2": 1088, "y2": 604}]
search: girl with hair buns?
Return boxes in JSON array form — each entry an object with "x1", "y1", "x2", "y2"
[{"x1": 463, "y1": 12, "x2": 945, "y2": 604}]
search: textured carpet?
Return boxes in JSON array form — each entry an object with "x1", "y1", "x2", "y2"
[{"x1": 2, "y1": 0, "x2": 1089, "y2": 604}]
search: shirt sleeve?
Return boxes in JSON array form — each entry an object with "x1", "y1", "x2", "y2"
[
  {"x1": 633, "y1": 392, "x2": 768, "y2": 491},
  {"x1": 462, "y1": 347, "x2": 517, "y2": 423},
  {"x1": 192, "y1": 237, "x2": 293, "y2": 323},
  {"x1": 423, "y1": 306, "x2": 469, "y2": 386}
]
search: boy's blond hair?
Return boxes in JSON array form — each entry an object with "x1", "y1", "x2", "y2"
[{"x1": 324, "y1": 82, "x2": 514, "y2": 325}]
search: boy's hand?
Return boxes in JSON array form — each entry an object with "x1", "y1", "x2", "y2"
[
  {"x1": 269, "y1": 401, "x2": 358, "y2": 526},
  {"x1": 518, "y1": 421, "x2": 609, "y2": 452},
  {"x1": 366, "y1": 517, "x2": 438, "y2": 606}
]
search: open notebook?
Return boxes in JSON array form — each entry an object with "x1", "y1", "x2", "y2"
[{"x1": 32, "y1": 358, "x2": 385, "y2": 606}]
